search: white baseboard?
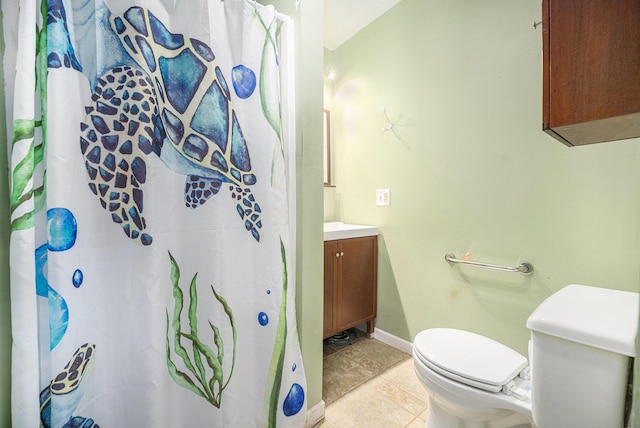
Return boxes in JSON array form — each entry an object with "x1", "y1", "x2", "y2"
[
  {"x1": 305, "y1": 399, "x2": 325, "y2": 427},
  {"x1": 370, "y1": 327, "x2": 414, "y2": 354}
]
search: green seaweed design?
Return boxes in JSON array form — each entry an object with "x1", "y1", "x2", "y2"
[
  {"x1": 253, "y1": 10, "x2": 285, "y2": 186},
  {"x1": 10, "y1": 1, "x2": 48, "y2": 232},
  {"x1": 166, "y1": 252, "x2": 237, "y2": 408},
  {"x1": 265, "y1": 238, "x2": 289, "y2": 427}
]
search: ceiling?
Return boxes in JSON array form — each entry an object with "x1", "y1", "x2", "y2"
[{"x1": 323, "y1": 0, "x2": 402, "y2": 50}]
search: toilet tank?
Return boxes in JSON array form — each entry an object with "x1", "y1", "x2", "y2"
[{"x1": 526, "y1": 284, "x2": 638, "y2": 428}]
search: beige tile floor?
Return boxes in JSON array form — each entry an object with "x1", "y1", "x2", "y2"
[{"x1": 315, "y1": 329, "x2": 428, "y2": 428}]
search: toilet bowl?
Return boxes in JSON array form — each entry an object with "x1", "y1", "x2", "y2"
[
  {"x1": 413, "y1": 284, "x2": 639, "y2": 428},
  {"x1": 414, "y1": 328, "x2": 534, "y2": 428}
]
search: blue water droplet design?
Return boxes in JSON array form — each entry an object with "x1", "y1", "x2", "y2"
[
  {"x1": 34, "y1": 243, "x2": 68, "y2": 350},
  {"x1": 47, "y1": 208, "x2": 78, "y2": 251},
  {"x1": 292, "y1": 363, "x2": 297, "y2": 372},
  {"x1": 72, "y1": 269, "x2": 84, "y2": 288},
  {"x1": 282, "y1": 383, "x2": 305, "y2": 417},
  {"x1": 35, "y1": 244, "x2": 48, "y2": 297},
  {"x1": 48, "y1": 286, "x2": 69, "y2": 350},
  {"x1": 266, "y1": 289, "x2": 271, "y2": 295},
  {"x1": 232, "y1": 64, "x2": 256, "y2": 99},
  {"x1": 258, "y1": 312, "x2": 269, "y2": 326}
]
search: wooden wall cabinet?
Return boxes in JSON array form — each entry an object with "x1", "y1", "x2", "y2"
[
  {"x1": 323, "y1": 236, "x2": 377, "y2": 339},
  {"x1": 542, "y1": 0, "x2": 640, "y2": 146}
]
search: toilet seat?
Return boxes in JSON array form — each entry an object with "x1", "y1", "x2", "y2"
[
  {"x1": 413, "y1": 328, "x2": 528, "y2": 393},
  {"x1": 413, "y1": 348, "x2": 533, "y2": 419}
]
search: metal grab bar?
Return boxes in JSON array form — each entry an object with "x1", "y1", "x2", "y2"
[{"x1": 444, "y1": 253, "x2": 533, "y2": 275}]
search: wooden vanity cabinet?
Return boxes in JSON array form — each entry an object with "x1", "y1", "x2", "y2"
[
  {"x1": 542, "y1": 0, "x2": 640, "y2": 146},
  {"x1": 323, "y1": 236, "x2": 377, "y2": 339}
]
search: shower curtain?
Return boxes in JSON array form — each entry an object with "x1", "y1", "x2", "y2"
[{"x1": 4, "y1": 0, "x2": 306, "y2": 426}]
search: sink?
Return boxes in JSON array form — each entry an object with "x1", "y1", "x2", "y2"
[{"x1": 323, "y1": 222, "x2": 379, "y2": 241}]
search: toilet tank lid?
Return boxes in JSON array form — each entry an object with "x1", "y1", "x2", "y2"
[{"x1": 526, "y1": 284, "x2": 639, "y2": 357}]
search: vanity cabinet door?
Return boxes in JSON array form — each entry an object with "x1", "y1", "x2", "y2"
[
  {"x1": 323, "y1": 236, "x2": 378, "y2": 339},
  {"x1": 335, "y1": 236, "x2": 377, "y2": 333},
  {"x1": 323, "y1": 240, "x2": 338, "y2": 338},
  {"x1": 542, "y1": 0, "x2": 640, "y2": 146}
]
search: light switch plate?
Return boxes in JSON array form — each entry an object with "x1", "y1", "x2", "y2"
[{"x1": 376, "y1": 189, "x2": 390, "y2": 206}]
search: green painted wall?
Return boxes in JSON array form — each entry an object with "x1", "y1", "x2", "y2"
[
  {"x1": 324, "y1": 0, "x2": 640, "y2": 356},
  {"x1": 0, "y1": 11, "x2": 12, "y2": 426}
]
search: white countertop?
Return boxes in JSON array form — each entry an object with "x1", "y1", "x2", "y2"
[{"x1": 323, "y1": 222, "x2": 379, "y2": 241}]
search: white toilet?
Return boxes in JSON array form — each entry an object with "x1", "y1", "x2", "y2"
[{"x1": 413, "y1": 284, "x2": 639, "y2": 428}]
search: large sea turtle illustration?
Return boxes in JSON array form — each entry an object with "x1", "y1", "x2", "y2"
[
  {"x1": 40, "y1": 343, "x2": 99, "y2": 428},
  {"x1": 80, "y1": 6, "x2": 262, "y2": 246}
]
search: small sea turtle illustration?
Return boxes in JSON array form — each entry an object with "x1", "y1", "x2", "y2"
[
  {"x1": 40, "y1": 343, "x2": 99, "y2": 428},
  {"x1": 80, "y1": 6, "x2": 262, "y2": 246}
]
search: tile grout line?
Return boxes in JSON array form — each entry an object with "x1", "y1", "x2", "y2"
[{"x1": 322, "y1": 328, "x2": 428, "y2": 427}]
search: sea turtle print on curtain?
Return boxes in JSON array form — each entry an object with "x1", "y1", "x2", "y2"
[
  {"x1": 6, "y1": 0, "x2": 305, "y2": 426},
  {"x1": 39, "y1": 344, "x2": 98, "y2": 428},
  {"x1": 80, "y1": 6, "x2": 263, "y2": 246}
]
